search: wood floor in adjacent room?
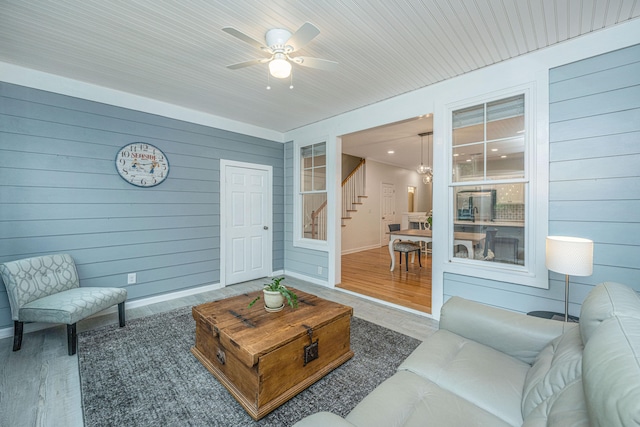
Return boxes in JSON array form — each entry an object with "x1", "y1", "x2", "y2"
[{"x1": 339, "y1": 246, "x2": 432, "y2": 314}]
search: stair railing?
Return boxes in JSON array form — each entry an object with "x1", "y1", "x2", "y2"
[
  {"x1": 310, "y1": 199, "x2": 328, "y2": 240},
  {"x1": 342, "y1": 159, "x2": 366, "y2": 219},
  {"x1": 309, "y1": 158, "x2": 366, "y2": 239}
]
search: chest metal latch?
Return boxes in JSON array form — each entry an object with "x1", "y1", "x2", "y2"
[{"x1": 303, "y1": 325, "x2": 319, "y2": 366}]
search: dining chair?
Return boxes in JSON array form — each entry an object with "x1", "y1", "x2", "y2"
[
  {"x1": 483, "y1": 227, "x2": 499, "y2": 258},
  {"x1": 417, "y1": 216, "x2": 432, "y2": 255},
  {"x1": 388, "y1": 224, "x2": 422, "y2": 271},
  {"x1": 494, "y1": 237, "x2": 520, "y2": 264}
]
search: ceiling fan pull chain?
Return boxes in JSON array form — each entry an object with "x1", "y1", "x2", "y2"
[{"x1": 266, "y1": 68, "x2": 271, "y2": 90}]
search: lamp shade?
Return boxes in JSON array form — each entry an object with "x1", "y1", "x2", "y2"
[{"x1": 545, "y1": 236, "x2": 593, "y2": 276}]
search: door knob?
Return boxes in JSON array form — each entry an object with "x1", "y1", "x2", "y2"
[{"x1": 263, "y1": 226, "x2": 269, "y2": 230}]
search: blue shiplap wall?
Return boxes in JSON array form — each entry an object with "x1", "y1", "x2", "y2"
[
  {"x1": 283, "y1": 141, "x2": 329, "y2": 281},
  {"x1": 0, "y1": 82, "x2": 284, "y2": 329},
  {"x1": 444, "y1": 43, "x2": 640, "y2": 315}
]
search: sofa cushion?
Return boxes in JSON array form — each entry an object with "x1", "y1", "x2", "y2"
[
  {"x1": 522, "y1": 380, "x2": 588, "y2": 427},
  {"x1": 521, "y1": 326, "x2": 585, "y2": 423},
  {"x1": 345, "y1": 370, "x2": 513, "y2": 427},
  {"x1": 579, "y1": 281, "x2": 640, "y2": 344},
  {"x1": 583, "y1": 314, "x2": 640, "y2": 427},
  {"x1": 440, "y1": 296, "x2": 569, "y2": 365},
  {"x1": 398, "y1": 330, "x2": 529, "y2": 426},
  {"x1": 20, "y1": 287, "x2": 127, "y2": 324}
]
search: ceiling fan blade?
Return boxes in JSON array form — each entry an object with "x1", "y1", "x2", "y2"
[
  {"x1": 292, "y1": 56, "x2": 338, "y2": 72},
  {"x1": 226, "y1": 59, "x2": 265, "y2": 70},
  {"x1": 286, "y1": 22, "x2": 320, "y2": 51},
  {"x1": 222, "y1": 27, "x2": 267, "y2": 51}
]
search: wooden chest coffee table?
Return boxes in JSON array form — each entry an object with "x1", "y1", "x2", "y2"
[{"x1": 191, "y1": 288, "x2": 353, "y2": 420}]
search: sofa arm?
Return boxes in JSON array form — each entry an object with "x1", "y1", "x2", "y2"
[
  {"x1": 293, "y1": 412, "x2": 356, "y2": 427},
  {"x1": 440, "y1": 296, "x2": 575, "y2": 365}
]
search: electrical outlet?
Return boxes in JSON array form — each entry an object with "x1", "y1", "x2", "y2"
[
  {"x1": 317, "y1": 266, "x2": 322, "y2": 275},
  {"x1": 127, "y1": 273, "x2": 137, "y2": 285}
]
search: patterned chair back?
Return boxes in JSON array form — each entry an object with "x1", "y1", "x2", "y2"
[{"x1": 0, "y1": 254, "x2": 79, "y2": 321}]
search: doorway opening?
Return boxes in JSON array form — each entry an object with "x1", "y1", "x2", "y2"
[
  {"x1": 408, "y1": 186, "x2": 416, "y2": 212},
  {"x1": 338, "y1": 115, "x2": 433, "y2": 314}
]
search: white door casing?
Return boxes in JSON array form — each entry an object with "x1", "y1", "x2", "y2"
[
  {"x1": 381, "y1": 183, "x2": 396, "y2": 245},
  {"x1": 220, "y1": 160, "x2": 272, "y2": 286}
]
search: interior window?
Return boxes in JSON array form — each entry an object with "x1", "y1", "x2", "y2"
[
  {"x1": 451, "y1": 94, "x2": 526, "y2": 266},
  {"x1": 300, "y1": 142, "x2": 327, "y2": 241}
]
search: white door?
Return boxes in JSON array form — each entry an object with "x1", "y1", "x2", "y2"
[
  {"x1": 381, "y1": 183, "x2": 396, "y2": 245},
  {"x1": 222, "y1": 161, "x2": 272, "y2": 285}
]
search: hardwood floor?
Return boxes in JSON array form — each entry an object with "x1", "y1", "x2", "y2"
[
  {"x1": 339, "y1": 246, "x2": 432, "y2": 314},
  {"x1": 0, "y1": 277, "x2": 438, "y2": 427}
]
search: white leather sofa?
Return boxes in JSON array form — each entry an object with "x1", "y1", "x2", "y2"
[{"x1": 294, "y1": 282, "x2": 640, "y2": 427}]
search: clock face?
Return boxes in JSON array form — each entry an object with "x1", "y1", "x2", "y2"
[{"x1": 115, "y1": 143, "x2": 169, "y2": 187}]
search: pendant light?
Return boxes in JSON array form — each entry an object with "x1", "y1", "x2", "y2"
[{"x1": 417, "y1": 132, "x2": 433, "y2": 184}]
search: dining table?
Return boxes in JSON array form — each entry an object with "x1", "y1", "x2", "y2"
[{"x1": 387, "y1": 228, "x2": 486, "y2": 271}]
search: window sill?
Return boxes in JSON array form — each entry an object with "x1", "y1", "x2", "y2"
[{"x1": 293, "y1": 238, "x2": 329, "y2": 252}]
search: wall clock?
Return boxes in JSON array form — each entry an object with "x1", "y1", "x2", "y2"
[{"x1": 115, "y1": 143, "x2": 169, "y2": 187}]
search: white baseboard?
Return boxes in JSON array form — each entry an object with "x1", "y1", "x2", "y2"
[
  {"x1": 283, "y1": 270, "x2": 330, "y2": 287},
  {"x1": 335, "y1": 287, "x2": 435, "y2": 319},
  {"x1": 341, "y1": 244, "x2": 383, "y2": 255},
  {"x1": 0, "y1": 281, "x2": 223, "y2": 340},
  {"x1": 125, "y1": 282, "x2": 223, "y2": 310}
]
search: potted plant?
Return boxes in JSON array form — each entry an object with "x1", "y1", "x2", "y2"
[{"x1": 248, "y1": 277, "x2": 298, "y2": 312}]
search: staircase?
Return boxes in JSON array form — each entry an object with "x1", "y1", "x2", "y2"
[
  {"x1": 306, "y1": 159, "x2": 367, "y2": 238},
  {"x1": 342, "y1": 159, "x2": 367, "y2": 227}
]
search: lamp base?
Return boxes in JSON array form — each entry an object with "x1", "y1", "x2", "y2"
[{"x1": 527, "y1": 311, "x2": 579, "y2": 323}]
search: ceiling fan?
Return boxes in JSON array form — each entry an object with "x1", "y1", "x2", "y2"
[{"x1": 222, "y1": 22, "x2": 338, "y2": 79}]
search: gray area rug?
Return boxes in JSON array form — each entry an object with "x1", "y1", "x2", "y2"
[{"x1": 78, "y1": 306, "x2": 421, "y2": 427}]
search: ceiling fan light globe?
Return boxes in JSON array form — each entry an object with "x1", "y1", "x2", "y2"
[{"x1": 269, "y1": 58, "x2": 292, "y2": 78}]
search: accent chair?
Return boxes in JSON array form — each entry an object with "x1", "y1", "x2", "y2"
[{"x1": 0, "y1": 253, "x2": 127, "y2": 355}]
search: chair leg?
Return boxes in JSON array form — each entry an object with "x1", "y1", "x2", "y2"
[
  {"x1": 67, "y1": 323, "x2": 77, "y2": 356},
  {"x1": 418, "y1": 249, "x2": 422, "y2": 267},
  {"x1": 405, "y1": 252, "x2": 409, "y2": 271},
  {"x1": 13, "y1": 321, "x2": 23, "y2": 352},
  {"x1": 118, "y1": 302, "x2": 126, "y2": 327}
]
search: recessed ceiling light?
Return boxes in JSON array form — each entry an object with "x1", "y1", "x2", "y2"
[
  {"x1": 501, "y1": 155, "x2": 507, "y2": 158},
  {"x1": 466, "y1": 159, "x2": 471, "y2": 162},
  {"x1": 453, "y1": 153, "x2": 459, "y2": 157},
  {"x1": 491, "y1": 148, "x2": 498, "y2": 152},
  {"x1": 387, "y1": 150, "x2": 394, "y2": 154}
]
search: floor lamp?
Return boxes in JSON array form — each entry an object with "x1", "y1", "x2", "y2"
[{"x1": 545, "y1": 236, "x2": 594, "y2": 322}]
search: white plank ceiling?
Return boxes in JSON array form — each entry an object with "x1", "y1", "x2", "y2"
[{"x1": 1, "y1": 0, "x2": 638, "y2": 138}]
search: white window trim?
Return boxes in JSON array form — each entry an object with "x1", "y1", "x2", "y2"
[
  {"x1": 293, "y1": 138, "x2": 329, "y2": 251},
  {"x1": 443, "y1": 82, "x2": 549, "y2": 289}
]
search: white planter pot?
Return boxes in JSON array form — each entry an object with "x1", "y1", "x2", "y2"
[{"x1": 263, "y1": 290, "x2": 284, "y2": 312}]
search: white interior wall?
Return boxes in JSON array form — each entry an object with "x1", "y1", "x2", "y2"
[{"x1": 341, "y1": 160, "x2": 425, "y2": 254}]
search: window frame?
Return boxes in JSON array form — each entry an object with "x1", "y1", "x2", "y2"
[
  {"x1": 293, "y1": 138, "x2": 329, "y2": 251},
  {"x1": 444, "y1": 83, "x2": 548, "y2": 288}
]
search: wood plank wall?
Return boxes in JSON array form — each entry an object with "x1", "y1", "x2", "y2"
[
  {"x1": 444, "y1": 43, "x2": 640, "y2": 315},
  {"x1": 0, "y1": 82, "x2": 284, "y2": 330},
  {"x1": 283, "y1": 141, "x2": 329, "y2": 281}
]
